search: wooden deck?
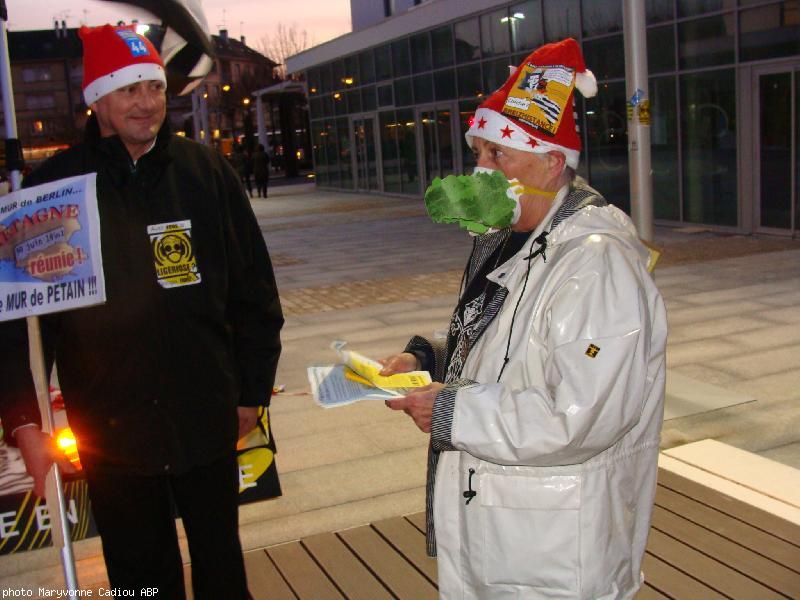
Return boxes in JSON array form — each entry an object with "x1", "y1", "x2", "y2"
[{"x1": 240, "y1": 468, "x2": 800, "y2": 599}]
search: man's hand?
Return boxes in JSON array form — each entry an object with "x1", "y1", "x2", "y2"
[
  {"x1": 378, "y1": 352, "x2": 421, "y2": 376},
  {"x1": 14, "y1": 427, "x2": 75, "y2": 498},
  {"x1": 237, "y1": 406, "x2": 260, "y2": 440},
  {"x1": 385, "y1": 383, "x2": 445, "y2": 433}
]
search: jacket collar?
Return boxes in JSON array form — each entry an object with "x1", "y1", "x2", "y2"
[
  {"x1": 84, "y1": 115, "x2": 174, "y2": 187},
  {"x1": 484, "y1": 184, "x2": 569, "y2": 284},
  {"x1": 85, "y1": 115, "x2": 173, "y2": 167}
]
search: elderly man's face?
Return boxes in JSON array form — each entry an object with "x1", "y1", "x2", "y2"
[
  {"x1": 472, "y1": 136, "x2": 567, "y2": 232},
  {"x1": 92, "y1": 80, "x2": 167, "y2": 160},
  {"x1": 471, "y1": 137, "x2": 561, "y2": 191}
]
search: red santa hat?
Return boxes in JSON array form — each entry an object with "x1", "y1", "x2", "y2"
[
  {"x1": 465, "y1": 38, "x2": 597, "y2": 169},
  {"x1": 80, "y1": 24, "x2": 166, "y2": 105}
]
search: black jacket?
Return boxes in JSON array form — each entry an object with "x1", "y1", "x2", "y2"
[{"x1": 0, "y1": 119, "x2": 283, "y2": 474}]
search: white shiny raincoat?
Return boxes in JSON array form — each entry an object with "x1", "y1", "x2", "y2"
[{"x1": 433, "y1": 190, "x2": 667, "y2": 599}]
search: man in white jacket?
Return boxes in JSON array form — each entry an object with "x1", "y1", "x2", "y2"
[{"x1": 382, "y1": 38, "x2": 667, "y2": 599}]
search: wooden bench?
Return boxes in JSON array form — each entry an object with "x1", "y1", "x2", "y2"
[{"x1": 237, "y1": 466, "x2": 800, "y2": 599}]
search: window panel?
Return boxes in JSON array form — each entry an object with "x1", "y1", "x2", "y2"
[
  {"x1": 347, "y1": 89, "x2": 362, "y2": 114},
  {"x1": 585, "y1": 82, "x2": 630, "y2": 213},
  {"x1": 362, "y1": 86, "x2": 377, "y2": 111},
  {"x1": 758, "y1": 73, "x2": 792, "y2": 228},
  {"x1": 457, "y1": 63, "x2": 483, "y2": 98},
  {"x1": 740, "y1": 2, "x2": 800, "y2": 63},
  {"x1": 411, "y1": 32, "x2": 433, "y2": 72},
  {"x1": 392, "y1": 39, "x2": 411, "y2": 77},
  {"x1": 435, "y1": 69, "x2": 457, "y2": 100},
  {"x1": 647, "y1": 24, "x2": 676, "y2": 74},
  {"x1": 375, "y1": 45, "x2": 392, "y2": 80},
  {"x1": 336, "y1": 117, "x2": 353, "y2": 189},
  {"x1": 459, "y1": 99, "x2": 481, "y2": 172},
  {"x1": 455, "y1": 18, "x2": 481, "y2": 63},
  {"x1": 394, "y1": 78, "x2": 413, "y2": 106},
  {"x1": 483, "y1": 58, "x2": 513, "y2": 95},
  {"x1": 678, "y1": 14, "x2": 735, "y2": 69},
  {"x1": 378, "y1": 84, "x2": 394, "y2": 107},
  {"x1": 681, "y1": 69, "x2": 737, "y2": 226},
  {"x1": 332, "y1": 60, "x2": 345, "y2": 90},
  {"x1": 510, "y1": 1, "x2": 543, "y2": 52},
  {"x1": 678, "y1": 0, "x2": 736, "y2": 17},
  {"x1": 359, "y1": 51, "x2": 376, "y2": 84},
  {"x1": 481, "y1": 9, "x2": 512, "y2": 58},
  {"x1": 414, "y1": 73, "x2": 434, "y2": 104},
  {"x1": 650, "y1": 76, "x2": 680, "y2": 221},
  {"x1": 344, "y1": 55, "x2": 359, "y2": 87},
  {"x1": 583, "y1": 36, "x2": 625, "y2": 81},
  {"x1": 646, "y1": 0, "x2": 675, "y2": 23},
  {"x1": 543, "y1": 0, "x2": 580, "y2": 42},
  {"x1": 397, "y1": 108, "x2": 420, "y2": 195},
  {"x1": 380, "y1": 110, "x2": 401, "y2": 193},
  {"x1": 324, "y1": 120, "x2": 339, "y2": 186},
  {"x1": 582, "y1": 0, "x2": 623, "y2": 36},
  {"x1": 432, "y1": 26, "x2": 455, "y2": 68}
]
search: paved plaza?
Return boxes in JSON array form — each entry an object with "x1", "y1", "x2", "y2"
[{"x1": 3, "y1": 181, "x2": 800, "y2": 591}]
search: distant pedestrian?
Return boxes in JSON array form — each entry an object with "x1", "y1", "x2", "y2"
[
  {"x1": 253, "y1": 144, "x2": 271, "y2": 198},
  {"x1": 231, "y1": 145, "x2": 253, "y2": 196}
]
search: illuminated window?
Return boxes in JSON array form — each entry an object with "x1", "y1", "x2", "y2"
[
  {"x1": 22, "y1": 67, "x2": 52, "y2": 83},
  {"x1": 26, "y1": 95, "x2": 55, "y2": 110}
]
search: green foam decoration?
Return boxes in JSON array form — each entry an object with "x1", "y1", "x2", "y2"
[{"x1": 424, "y1": 171, "x2": 515, "y2": 234}]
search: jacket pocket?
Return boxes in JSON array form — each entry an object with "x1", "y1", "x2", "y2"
[{"x1": 479, "y1": 472, "x2": 581, "y2": 591}]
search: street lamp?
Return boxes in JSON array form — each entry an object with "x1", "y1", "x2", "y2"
[{"x1": 501, "y1": 12, "x2": 525, "y2": 49}]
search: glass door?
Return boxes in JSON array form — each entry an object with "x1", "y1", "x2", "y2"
[
  {"x1": 418, "y1": 105, "x2": 456, "y2": 189},
  {"x1": 754, "y1": 66, "x2": 798, "y2": 235},
  {"x1": 352, "y1": 116, "x2": 379, "y2": 192}
]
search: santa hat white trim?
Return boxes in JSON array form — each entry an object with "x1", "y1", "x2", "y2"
[
  {"x1": 465, "y1": 108, "x2": 581, "y2": 169},
  {"x1": 575, "y1": 69, "x2": 598, "y2": 98},
  {"x1": 83, "y1": 62, "x2": 166, "y2": 105}
]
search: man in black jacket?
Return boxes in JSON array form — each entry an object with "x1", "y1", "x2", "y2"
[{"x1": 0, "y1": 25, "x2": 283, "y2": 599}]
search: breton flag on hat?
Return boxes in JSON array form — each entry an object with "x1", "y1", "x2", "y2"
[
  {"x1": 465, "y1": 38, "x2": 598, "y2": 169},
  {"x1": 80, "y1": 24, "x2": 166, "y2": 105}
]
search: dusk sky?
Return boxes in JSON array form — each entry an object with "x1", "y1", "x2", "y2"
[{"x1": 4, "y1": 0, "x2": 353, "y2": 51}]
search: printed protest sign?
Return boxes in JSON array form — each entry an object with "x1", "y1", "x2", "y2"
[{"x1": 0, "y1": 174, "x2": 105, "y2": 321}]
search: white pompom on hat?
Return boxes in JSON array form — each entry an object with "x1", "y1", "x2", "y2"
[
  {"x1": 466, "y1": 38, "x2": 597, "y2": 169},
  {"x1": 80, "y1": 24, "x2": 166, "y2": 105}
]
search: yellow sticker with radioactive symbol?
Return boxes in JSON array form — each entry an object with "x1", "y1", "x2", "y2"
[{"x1": 147, "y1": 219, "x2": 202, "y2": 289}]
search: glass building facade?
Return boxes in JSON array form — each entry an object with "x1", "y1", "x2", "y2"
[{"x1": 300, "y1": 0, "x2": 800, "y2": 234}]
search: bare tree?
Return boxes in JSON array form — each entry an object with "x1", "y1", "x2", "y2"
[{"x1": 258, "y1": 22, "x2": 314, "y2": 81}]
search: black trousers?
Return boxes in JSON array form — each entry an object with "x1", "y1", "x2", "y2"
[
  {"x1": 255, "y1": 176, "x2": 268, "y2": 198},
  {"x1": 241, "y1": 175, "x2": 252, "y2": 195},
  {"x1": 84, "y1": 452, "x2": 248, "y2": 600}
]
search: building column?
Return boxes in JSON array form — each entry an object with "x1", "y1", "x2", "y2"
[{"x1": 192, "y1": 89, "x2": 202, "y2": 143}]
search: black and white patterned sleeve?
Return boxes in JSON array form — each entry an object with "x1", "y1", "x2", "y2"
[
  {"x1": 405, "y1": 335, "x2": 448, "y2": 383},
  {"x1": 431, "y1": 378, "x2": 476, "y2": 451}
]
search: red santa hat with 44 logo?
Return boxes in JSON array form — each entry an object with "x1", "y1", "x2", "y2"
[
  {"x1": 465, "y1": 37, "x2": 597, "y2": 169},
  {"x1": 80, "y1": 24, "x2": 166, "y2": 105}
]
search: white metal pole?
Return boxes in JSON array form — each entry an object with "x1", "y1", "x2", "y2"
[
  {"x1": 0, "y1": 6, "x2": 78, "y2": 591},
  {"x1": 623, "y1": 0, "x2": 654, "y2": 242}
]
